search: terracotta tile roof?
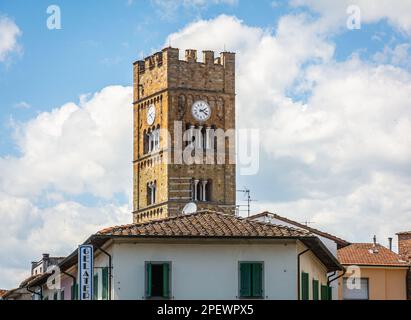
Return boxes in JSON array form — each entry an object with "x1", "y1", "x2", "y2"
[
  {"x1": 337, "y1": 243, "x2": 410, "y2": 267},
  {"x1": 97, "y1": 211, "x2": 310, "y2": 238},
  {"x1": 248, "y1": 212, "x2": 350, "y2": 248},
  {"x1": 0, "y1": 289, "x2": 7, "y2": 297},
  {"x1": 53, "y1": 211, "x2": 342, "y2": 273}
]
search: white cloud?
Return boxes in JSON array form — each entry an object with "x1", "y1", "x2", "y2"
[
  {"x1": 1, "y1": 86, "x2": 133, "y2": 199},
  {"x1": 14, "y1": 101, "x2": 31, "y2": 109},
  {"x1": 0, "y1": 192, "x2": 130, "y2": 288},
  {"x1": 0, "y1": 15, "x2": 22, "y2": 62},
  {"x1": 373, "y1": 43, "x2": 411, "y2": 69},
  {"x1": 291, "y1": 0, "x2": 411, "y2": 34},
  {"x1": 0, "y1": 86, "x2": 132, "y2": 288}
]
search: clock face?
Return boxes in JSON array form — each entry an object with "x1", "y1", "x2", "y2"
[
  {"x1": 147, "y1": 104, "x2": 156, "y2": 125},
  {"x1": 191, "y1": 100, "x2": 211, "y2": 122}
]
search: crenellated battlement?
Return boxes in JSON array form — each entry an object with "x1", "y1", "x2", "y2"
[
  {"x1": 134, "y1": 47, "x2": 235, "y2": 71},
  {"x1": 133, "y1": 47, "x2": 235, "y2": 101}
]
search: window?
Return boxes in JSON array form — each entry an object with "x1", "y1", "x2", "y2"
[
  {"x1": 342, "y1": 278, "x2": 369, "y2": 300},
  {"x1": 301, "y1": 272, "x2": 309, "y2": 300},
  {"x1": 102, "y1": 267, "x2": 109, "y2": 300},
  {"x1": 192, "y1": 179, "x2": 212, "y2": 202},
  {"x1": 60, "y1": 290, "x2": 65, "y2": 301},
  {"x1": 93, "y1": 273, "x2": 99, "y2": 300},
  {"x1": 53, "y1": 292, "x2": 58, "y2": 300},
  {"x1": 145, "y1": 262, "x2": 171, "y2": 299},
  {"x1": 239, "y1": 262, "x2": 263, "y2": 298},
  {"x1": 312, "y1": 279, "x2": 319, "y2": 300},
  {"x1": 147, "y1": 181, "x2": 157, "y2": 205}
]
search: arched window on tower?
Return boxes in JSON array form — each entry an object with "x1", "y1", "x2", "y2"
[
  {"x1": 191, "y1": 179, "x2": 212, "y2": 202},
  {"x1": 147, "y1": 181, "x2": 157, "y2": 205}
]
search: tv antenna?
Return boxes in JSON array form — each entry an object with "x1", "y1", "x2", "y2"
[{"x1": 236, "y1": 187, "x2": 257, "y2": 217}]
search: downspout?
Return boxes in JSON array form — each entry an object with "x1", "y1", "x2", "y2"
[
  {"x1": 297, "y1": 249, "x2": 310, "y2": 300},
  {"x1": 94, "y1": 244, "x2": 113, "y2": 300},
  {"x1": 26, "y1": 286, "x2": 42, "y2": 300},
  {"x1": 327, "y1": 267, "x2": 346, "y2": 286}
]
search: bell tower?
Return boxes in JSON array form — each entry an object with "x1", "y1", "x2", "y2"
[{"x1": 133, "y1": 47, "x2": 236, "y2": 223}]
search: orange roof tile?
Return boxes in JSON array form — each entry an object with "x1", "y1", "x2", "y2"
[{"x1": 337, "y1": 243, "x2": 409, "y2": 267}]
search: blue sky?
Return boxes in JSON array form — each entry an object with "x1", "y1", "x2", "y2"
[{"x1": 0, "y1": 0, "x2": 411, "y2": 288}]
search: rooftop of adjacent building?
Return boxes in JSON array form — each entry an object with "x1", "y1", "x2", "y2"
[
  {"x1": 337, "y1": 243, "x2": 410, "y2": 267},
  {"x1": 247, "y1": 211, "x2": 350, "y2": 248}
]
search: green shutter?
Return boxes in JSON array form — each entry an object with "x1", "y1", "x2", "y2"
[
  {"x1": 53, "y1": 292, "x2": 58, "y2": 300},
  {"x1": 71, "y1": 282, "x2": 78, "y2": 300},
  {"x1": 146, "y1": 263, "x2": 152, "y2": 298},
  {"x1": 163, "y1": 263, "x2": 170, "y2": 298},
  {"x1": 60, "y1": 290, "x2": 65, "y2": 301},
  {"x1": 239, "y1": 263, "x2": 252, "y2": 297},
  {"x1": 93, "y1": 273, "x2": 98, "y2": 300},
  {"x1": 102, "y1": 267, "x2": 109, "y2": 300},
  {"x1": 321, "y1": 285, "x2": 328, "y2": 300},
  {"x1": 252, "y1": 263, "x2": 263, "y2": 297},
  {"x1": 312, "y1": 280, "x2": 319, "y2": 300},
  {"x1": 327, "y1": 286, "x2": 332, "y2": 300},
  {"x1": 301, "y1": 272, "x2": 309, "y2": 300}
]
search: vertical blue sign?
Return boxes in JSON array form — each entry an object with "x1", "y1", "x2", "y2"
[{"x1": 78, "y1": 245, "x2": 93, "y2": 300}]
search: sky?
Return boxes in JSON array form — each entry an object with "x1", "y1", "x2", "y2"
[{"x1": 0, "y1": 0, "x2": 411, "y2": 288}]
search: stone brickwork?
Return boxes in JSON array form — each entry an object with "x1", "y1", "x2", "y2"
[
  {"x1": 397, "y1": 232, "x2": 411, "y2": 300},
  {"x1": 133, "y1": 47, "x2": 236, "y2": 223}
]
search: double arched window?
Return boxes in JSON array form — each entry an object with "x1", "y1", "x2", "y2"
[
  {"x1": 185, "y1": 123, "x2": 216, "y2": 151},
  {"x1": 191, "y1": 179, "x2": 212, "y2": 202}
]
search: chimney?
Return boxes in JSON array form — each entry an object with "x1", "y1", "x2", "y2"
[
  {"x1": 373, "y1": 235, "x2": 377, "y2": 246},
  {"x1": 42, "y1": 253, "x2": 50, "y2": 260},
  {"x1": 388, "y1": 237, "x2": 393, "y2": 251}
]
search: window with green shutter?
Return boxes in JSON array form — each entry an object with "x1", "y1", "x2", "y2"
[
  {"x1": 60, "y1": 290, "x2": 65, "y2": 301},
  {"x1": 102, "y1": 267, "x2": 109, "y2": 300},
  {"x1": 312, "y1": 279, "x2": 319, "y2": 300},
  {"x1": 93, "y1": 273, "x2": 98, "y2": 300},
  {"x1": 239, "y1": 262, "x2": 263, "y2": 298},
  {"x1": 145, "y1": 262, "x2": 171, "y2": 299},
  {"x1": 327, "y1": 286, "x2": 332, "y2": 300},
  {"x1": 301, "y1": 272, "x2": 309, "y2": 300},
  {"x1": 53, "y1": 292, "x2": 58, "y2": 300},
  {"x1": 321, "y1": 284, "x2": 328, "y2": 300}
]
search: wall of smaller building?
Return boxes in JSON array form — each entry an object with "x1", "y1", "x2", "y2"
[
  {"x1": 106, "y1": 241, "x2": 300, "y2": 300},
  {"x1": 338, "y1": 267, "x2": 408, "y2": 300}
]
